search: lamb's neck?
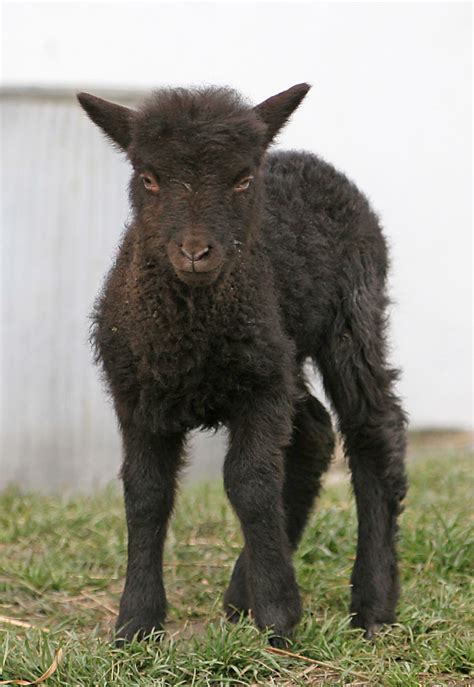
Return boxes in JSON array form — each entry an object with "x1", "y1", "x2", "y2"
[{"x1": 133, "y1": 260, "x2": 268, "y2": 339}]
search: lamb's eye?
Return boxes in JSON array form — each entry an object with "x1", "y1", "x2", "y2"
[
  {"x1": 140, "y1": 172, "x2": 160, "y2": 193},
  {"x1": 233, "y1": 175, "x2": 254, "y2": 192}
]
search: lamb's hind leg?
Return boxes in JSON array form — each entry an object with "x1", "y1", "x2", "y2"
[
  {"x1": 318, "y1": 302, "x2": 407, "y2": 637},
  {"x1": 224, "y1": 389, "x2": 335, "y2": 621},
  {"x1": 223, "y1": 390, "x2": 302, "y2": 644}
]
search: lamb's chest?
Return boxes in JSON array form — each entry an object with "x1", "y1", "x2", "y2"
[{"x1": 139, "y1": 329, "x2": 262, "y2": 432}]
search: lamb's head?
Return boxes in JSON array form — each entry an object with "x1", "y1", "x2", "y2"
[{"x1": 77, "y1": 83, "x2": 310, "y2": 287}]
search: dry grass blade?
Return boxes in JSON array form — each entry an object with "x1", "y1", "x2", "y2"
[
  {"x1": 0, "y1": 648, "x2": 63, "y2": 685},
  {"x1": 266, "y1": 646, "x2": 368, "y2": 682},
  {"x1": 0, "y1": 617, "x2": 49, "y2": 633},
  {"x1": 80, "y1": 591, "x2": 118, "y2": 615}
]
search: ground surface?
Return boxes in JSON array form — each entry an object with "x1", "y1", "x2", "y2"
[{"x1": 0, "y1": 447, "x2": 473, "y2": 686}]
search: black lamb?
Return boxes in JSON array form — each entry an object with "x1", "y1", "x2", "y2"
[{"x1": 77, "y1": 83, "x2": 407, "y2": 646}]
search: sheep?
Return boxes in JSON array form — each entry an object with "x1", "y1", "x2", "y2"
[{"x1": 77, "y1": 83, "x2": 407, "y2": 646}]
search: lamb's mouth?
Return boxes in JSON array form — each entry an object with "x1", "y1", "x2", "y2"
[{"x1": 174, "y1": 266, "x2": 222, "y2": 286}]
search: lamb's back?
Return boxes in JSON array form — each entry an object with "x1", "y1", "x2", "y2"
[{"x1": 262, "y1": 151, "x2": 388, "y2": 358}]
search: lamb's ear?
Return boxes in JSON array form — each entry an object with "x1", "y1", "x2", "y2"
[
  {"x1": 254, "y1": 83, "x2": 311, "y2": 145},
  {"x1": 77, "y1": 92, "x2": 135, "y2": 150}
]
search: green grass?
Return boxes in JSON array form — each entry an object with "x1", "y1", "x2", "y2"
[{"x1": 0, "y1": 452, "x2": 473, "y2": 686}]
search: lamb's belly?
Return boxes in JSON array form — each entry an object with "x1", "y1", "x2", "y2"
[
  {"x1": 151, "y1": 367, "x2": 248, "y2": 432},
  {"x1": 142, "y1": 334, "x2": 265, "y2": 432}
]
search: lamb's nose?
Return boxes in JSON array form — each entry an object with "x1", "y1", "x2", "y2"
[{"x1": 180, "y1": 245, "x2": 210, "y2": 262}]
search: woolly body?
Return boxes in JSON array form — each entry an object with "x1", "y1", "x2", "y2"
[{"x1": 78, "y1": 84, "x2": 407, "y2": 645}]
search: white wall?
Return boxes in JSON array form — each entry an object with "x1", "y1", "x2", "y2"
[
  {"x1": 0, "y1": 95, "x2": 228, "y2": 491},
  {"x1": 2, "y1": 1, "x2": 472, "y2": 428}
]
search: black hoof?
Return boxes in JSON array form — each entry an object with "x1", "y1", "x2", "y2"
[
  {"x1": 269, "y1": 634, "x2": 291, "y2": 649},
  {"x1": 351, "y1": 611, "x2": 391, "y2": 640},
  {"x1": 114, "y1": 617, "x2": 165, "y2": 645},
  {"x1": 363, "y1": 623, "x2": 382, "y2": 640}
]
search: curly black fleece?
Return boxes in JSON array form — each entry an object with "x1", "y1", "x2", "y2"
[{"x1": 78, "y1": 84, "x2": 407, "y2": 645}]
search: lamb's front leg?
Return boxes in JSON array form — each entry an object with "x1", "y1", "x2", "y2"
[
  {"x1": 224, "y1": 394, "x2": 302, "y2": 645},
  {"x1": 115, "y1": 425, "x2": 185, "y2": 643}
]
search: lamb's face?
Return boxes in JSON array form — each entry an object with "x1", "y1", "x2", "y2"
[
  {"x1": 77, "y1": 84, "x2": 310, "y2": 287},
  {"x1": 128, "y1": 114, "x2": 266, "y2": 287}
]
